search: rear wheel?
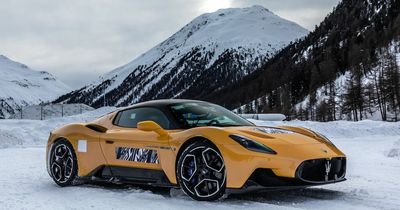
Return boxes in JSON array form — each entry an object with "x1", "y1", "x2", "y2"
[
  {"x1": 49, "y1": 139, "x2": 78, "y2": 187},
  {"x1": 177, "y1": 141, "x2": 226, "y2": 201}
]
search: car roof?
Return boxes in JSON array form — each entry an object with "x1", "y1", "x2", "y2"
[{"x1": 120, "y1": 99, "x2": 210, "y2": 111}]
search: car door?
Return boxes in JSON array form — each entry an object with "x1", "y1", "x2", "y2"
[{"x1": 99, "y1": 107, "x2": 172, "y2": 176}]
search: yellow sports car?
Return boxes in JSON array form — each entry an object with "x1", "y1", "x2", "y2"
[{"x1": 46, "y1": 99, "x2": 346, "y2": 201}]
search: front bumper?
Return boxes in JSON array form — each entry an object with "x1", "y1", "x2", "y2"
[{"x1": 227, "y1": 157, "x2": 346, "y2": 194}]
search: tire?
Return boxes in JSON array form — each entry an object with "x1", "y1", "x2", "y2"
[
  {"x1": 49, "y1": 139, "x2": 78, "y2": 187},
  {"x1": 176, "y1": 141, "x2": 226, "y2": 201}
]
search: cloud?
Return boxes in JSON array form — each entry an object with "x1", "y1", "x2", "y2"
[{"x1": 0, "y1": 0, "x2": 340, "y2": 88}]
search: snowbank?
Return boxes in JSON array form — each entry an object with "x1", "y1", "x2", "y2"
[
  {"x1": 0, "y1": 107, "x2": 116, "y2": 148},
  {"x1": 249, "y1": 119, "x2": 400, "y2": 139},
  {"x1": 1, "y1": 108, "x2": 399, "y2": 149}
]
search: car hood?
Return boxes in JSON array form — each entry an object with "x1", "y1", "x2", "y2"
[
  {"x1": 215, "y1": 126, "x2": 345, "y2": 158},
  {"x1": 223, "y1": 126, "x2": 323, "y2": 145}
]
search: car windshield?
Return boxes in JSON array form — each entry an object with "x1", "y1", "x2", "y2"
[{"x1": 169, "y1": 102, "x2": 253, "y2": 128}]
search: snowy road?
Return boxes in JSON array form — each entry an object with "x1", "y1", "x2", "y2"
[{"x1": 1, "y1": 134, "x2": 399, "y2": 210}]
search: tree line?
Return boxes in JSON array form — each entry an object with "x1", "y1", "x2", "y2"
[{"x1": 204, "y1": 0, "x2": 400, "y2": 122}]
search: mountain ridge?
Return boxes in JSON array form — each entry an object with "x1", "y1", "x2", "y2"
[
  {"x1": 0, "y1": 55, "x2": 71, "y2": 118},
  {"x1": 55, "y1": 5, "x2": 308, "y2": 107}
]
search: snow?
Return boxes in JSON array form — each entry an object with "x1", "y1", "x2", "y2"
[
  {"x1": 0, "y1": 55, "x2": 71, "y2": 118},
  {"x1": 249, "y1": 119, "x2": 400, "y2": 139},
  {"x1": 0, "y1": 148, "x2": 292, "y2": 210},
  {"x1": 0, "y1": 108, "x2": 400, "y2": 209},
  {"x1": 0, "y1": 55, "x2": 71, "y2": 105},
  {"x1": 301, "y1": 45, "x2": 313, "y2": 60},
  {"x1": 0, "y1": 107, "x2": 116, "y2": 148}
]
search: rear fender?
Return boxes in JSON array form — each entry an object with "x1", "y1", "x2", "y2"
[{"x1": 47, "y1": 124, "x2": 107, "y2": 177}]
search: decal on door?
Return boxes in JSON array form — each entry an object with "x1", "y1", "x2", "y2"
[
  {"x1": 115, "y1": 147, "x2": 159, "y2": 164},
  {"x1": 77, "y1": 140, "x2": 87, "y2": 152}
]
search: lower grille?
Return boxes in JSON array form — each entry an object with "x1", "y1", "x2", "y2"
[
  {"x1": 248, "y1": 168, "x2": 302, "y2": 187},
  {"x1": 296, "y1": 157, "x2": 346, "y2": 183}
]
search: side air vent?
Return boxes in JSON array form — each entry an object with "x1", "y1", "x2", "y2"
[{"x1": 86, "y1": 124, "x2": 108, "y2": 133}]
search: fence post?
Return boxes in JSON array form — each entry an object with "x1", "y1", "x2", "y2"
[
  {"x1": 0, "y1": 101, "x2": 2, "y2": 118},
  {"x1": 40, "y1": 105, "x2": 43, "y2": 120},
  {"x1": 20, "y1": 105, "x2": 23, "y2": 119},
  {"x1": 61, "y1": 104, "x2": 64, "y2": 117}
]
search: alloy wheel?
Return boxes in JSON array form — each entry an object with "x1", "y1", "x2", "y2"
[
  {"x1": 50, "y1": 144, "x2": 74, "y2": 184},
  {"x1": 180, "y1": 146, "x2": 226, "y2": 199}
]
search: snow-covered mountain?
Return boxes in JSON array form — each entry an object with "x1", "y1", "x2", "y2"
[
  {"x1": 207, "y1": 0, "x2": 400, "y2": 122},
  {"x1": 0, "y1": 55, "x2": 71, "y2": 118},
  {"x1": 55, "y1": 5, "x2": 308, "y2": 107}
]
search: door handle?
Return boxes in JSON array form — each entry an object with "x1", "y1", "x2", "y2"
[{"x1": 105, "y1": 140, "x2": 114, "y2": 144}]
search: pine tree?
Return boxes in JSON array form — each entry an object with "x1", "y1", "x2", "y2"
[
  {"x1": 343, "y1": 67, "x2": 367, "y2": 121},
  {"x1": 384, "y1": 50, "x2": 400, "y2": 121},
  {"x1": 308, "y1": 90, "x2": 317, "y2": 120},
  {"x1": 327, "y1": 81, "x2": 337, "y2": 121}
]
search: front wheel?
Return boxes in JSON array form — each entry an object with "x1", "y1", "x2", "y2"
[
  {"x1": 49, "y1": 139, "x2": 78, "y2": 187},
  {"x1": 177, "y1": 141, "x2": 226, "y2": 201}
]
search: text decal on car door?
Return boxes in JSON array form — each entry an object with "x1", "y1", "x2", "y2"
[{"x1": 115, "y1": 147, "x2": 159, "y2": 164}]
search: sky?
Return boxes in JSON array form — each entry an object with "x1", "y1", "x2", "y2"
[{"x1": 0, "y1": 0, "x2": 340, "y2": 88}]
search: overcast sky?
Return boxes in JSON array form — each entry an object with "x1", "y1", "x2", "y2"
[{"x1": 0, "y1": 0, "x2": 340, "y2": 88}]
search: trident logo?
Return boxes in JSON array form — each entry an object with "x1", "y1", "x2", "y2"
[{"x1": 325, "y1": 160, "x2": 331, "y2": 181}]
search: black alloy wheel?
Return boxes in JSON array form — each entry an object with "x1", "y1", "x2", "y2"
[
  {"x1": 49, "y1": 139, "x2": 78, "y2": 187},
  {"x1": 177, "y1": 141, "x2": 226, "y2": 201}
]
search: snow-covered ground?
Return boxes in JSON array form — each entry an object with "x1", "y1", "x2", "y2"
[{"x1": 0, "y1": 108, "x2": 399, "y2": 209}]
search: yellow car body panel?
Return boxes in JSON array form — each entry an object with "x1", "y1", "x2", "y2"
[
  {"x1": 47, "y1": 112, "x2": 345, "y2": 189},
  {"x1": 46, "y1": 100, "x2": 346, "y2": 196}
]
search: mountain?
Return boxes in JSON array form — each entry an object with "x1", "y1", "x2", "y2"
[
  {"x1": 0, "y1": 55, "x2": 71, "y2": 118},
  {"x1": 54, "y1": 5, "x2": 308, "y2": 107},
  {"x1": 205, "y1": 0, "x2": 400, "y2": 121}
]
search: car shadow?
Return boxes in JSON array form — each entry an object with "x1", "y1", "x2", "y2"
[
  {"x1": 75, "y1": 181, "x2": 172, "y2": 197},
  {"x1": 78, "y1": 181, "x2": 346, "y2": 204},
  {"x1": 226, "y1": 187, "x2": 346, "y2": 204}
]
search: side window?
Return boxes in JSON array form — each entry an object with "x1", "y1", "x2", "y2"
[{"x1": 115, "y1": 107, "x2": 170, "y2": 129}]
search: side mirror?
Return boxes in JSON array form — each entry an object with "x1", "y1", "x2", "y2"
[{"x1": 137, "y1": 121, "x2": 168, "y2": 137}]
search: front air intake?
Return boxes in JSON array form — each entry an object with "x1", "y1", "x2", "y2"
[{"x1": 296, "y1": 157, "x2": 346, "y2": 183}]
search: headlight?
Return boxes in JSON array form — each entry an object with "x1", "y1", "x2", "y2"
[{"x1": 229, "y1": 134, "x2": 277, "y2": 154}]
